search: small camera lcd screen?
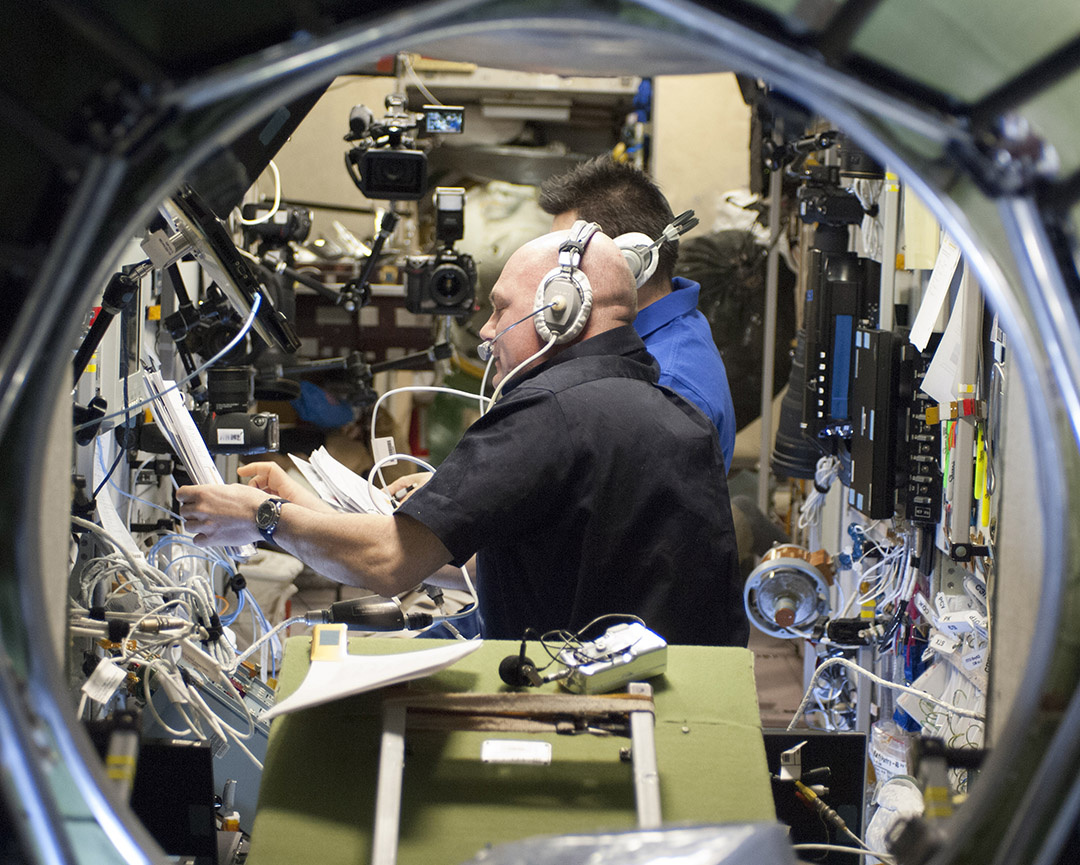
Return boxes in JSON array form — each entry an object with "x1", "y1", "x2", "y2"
[{"x1": 423, "y1": 106, "x2": 465, "y2": 134}]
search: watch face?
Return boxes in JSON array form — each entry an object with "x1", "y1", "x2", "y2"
[{"x1": 256, "y1": 499, "x2": 279, "y2": 531}]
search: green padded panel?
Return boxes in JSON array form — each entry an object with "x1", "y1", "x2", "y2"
[{"x1": 248, "y1": 638, "x2": 775, "y2": 865}]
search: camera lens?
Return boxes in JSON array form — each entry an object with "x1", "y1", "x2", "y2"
[
  {"x1": 430, "y1": 263, "x2": 471, "y2": 307},
  {"x1": 378, "y1": 162, "x2": 409, "y2": 183},
  {"x1": 358, "y1": 150, "x2": 427, "y2": 200}
]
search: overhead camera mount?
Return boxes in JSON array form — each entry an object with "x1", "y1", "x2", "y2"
[{"x1": 269, "y1": 342, "x2": 453, "y2": 409}]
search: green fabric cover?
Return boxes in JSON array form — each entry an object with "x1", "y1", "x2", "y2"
[{"x1": 248, "y1": 638, "x2": 776, "y2": 865}]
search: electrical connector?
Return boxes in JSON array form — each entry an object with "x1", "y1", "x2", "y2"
[
  {"x1": 305, "y1": 596, "x2": 433, "y2": 631},
  {"x1": 795, "y1": 779, "x2": 848, "y2": 832}
]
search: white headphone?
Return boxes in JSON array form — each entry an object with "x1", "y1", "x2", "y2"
[
  {"x1": 533, "y1": 219, "x2": 601, "y2": 343},
  {"x1": 613, "y1": 209, "x2": 700, "y2": 289}
]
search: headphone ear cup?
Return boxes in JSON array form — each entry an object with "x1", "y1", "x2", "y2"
[
  {"x1": 534, "y1": 269, "x2": 592, "y2": 344},
  {"x1": 614, "y1": 231, "x2": 660, "y2": 288},
  {"x1": 499, "y1": 653, "x2": 541, "y2": 688}
]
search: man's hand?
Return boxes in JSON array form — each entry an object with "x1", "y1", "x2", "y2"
[
  {"x1": 237, "y1": 461, "x2": 329, "y2": 511},
  {"x1": 384, "y1": 471, "x2": 434, "y2": 504},
  {"x1": 176, "y1": 482, "x2": 268, "y2": 548}
]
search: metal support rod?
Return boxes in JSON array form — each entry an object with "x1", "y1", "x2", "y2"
[
  {"x1": 856, "y1": 645, "x2": 873, "y2": 733},
  {"x1": 628, "y1": 682, "x2": 662, "y2": 829},
  {"x1": 279, "y1": 344, "x2": 451, "y2": 378},
  {"x1": 758, "y1": 151, "x2": 783, "y2": 513},
  {"x1": 967, "y1": 35, "x2": 1080, "y2": 128},
  {"x1": 811, "y1": 0, "x2": 888, "y2": 63},
  {"x1": 371, "y1": 702, "x2": 407, "y2": 865},
  {"x1": 878, "y1": 171, "x2": 900, "y2": 332},
  {"x1": 949, "y1": 267, "x2": 982, "y2": 548}
]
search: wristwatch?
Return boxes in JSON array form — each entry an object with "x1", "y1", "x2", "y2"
[{"x1": 255, "y1": 497, "x2": 289, "y2": 544}]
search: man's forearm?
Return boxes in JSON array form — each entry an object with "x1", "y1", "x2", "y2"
[
  {"x1": 176, "y1": 481, "x2": 453, "y2": 598},
  {"x1": 270, "y1": 505, "x2": 452, "y2": 597}
]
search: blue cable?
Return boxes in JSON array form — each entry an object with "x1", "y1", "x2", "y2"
[
  {"x1": 246, "y1": 591, "x2": 280, "y2": 678},
  {"x1": 220, "y1": 588, "x2": 247, "y2": 626}
]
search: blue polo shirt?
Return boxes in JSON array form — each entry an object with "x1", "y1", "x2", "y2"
[{"x1": 634, "y1": 277, "x2": 737, "y2": 472}]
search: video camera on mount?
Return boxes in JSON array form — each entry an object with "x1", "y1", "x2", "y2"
[
  {"x1": 794, "y1": 133, "x2": 883, "y2": 227},
  {"x1": 797, "y1": 168, "x2": 875, "y2": 226},
  {"x1": 240, "y1": 203, "x2": 312, "y2": 251},
  {"x1": 765, "y1": 128, "x2": 882, "y2": 228},
  {"x1": 404, "y1": 186, "x2": 477, "y2": 317},
  {"x1": 344, "y1": 93, "x2": 464, "y2": 201}
]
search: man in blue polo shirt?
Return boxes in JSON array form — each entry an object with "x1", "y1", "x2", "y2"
[{"x1": 540, "y1": 156, "x2": 737, "y2": 472}]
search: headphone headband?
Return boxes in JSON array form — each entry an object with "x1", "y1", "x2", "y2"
[{"x1": 558, "y1": 220, "x2": 602, "y2": 270}]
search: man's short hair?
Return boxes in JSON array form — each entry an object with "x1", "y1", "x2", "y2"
[{"x1": 538, "y1": 156, "x2": 679, "y2": 281}]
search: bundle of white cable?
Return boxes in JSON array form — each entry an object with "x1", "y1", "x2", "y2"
[
  {"x1": 71, "y1": 516, "x2": 269, "y2": 767},
  {"x1": 832, "y1": 536, "x2": 911, "y2": 622},
  {"x1": 798, "y1": 455, "x2": 841, "y2": 530},
  {"x1": 853, "y1": 177, "x2": 884, "y2": 262},
  {"x1": 789, "y1": 655, "x2": 985, "y2": 732}
]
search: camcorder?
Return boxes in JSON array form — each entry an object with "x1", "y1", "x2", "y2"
[
  {"x1": 403, "y1": 187, "x2": 477, "y2": 317},
  {"x1": 794, "y1": 133, "x2": 882, "y2": 227},
  {"x1": 344, "y1": 94, "x2": 464, "y2": 201},
  {"x1": 796, "y1": 180, "x2": 868, "y2": 226},
  {"x1": 240, "y1": 203, "x2": 312, "y2": 250}
]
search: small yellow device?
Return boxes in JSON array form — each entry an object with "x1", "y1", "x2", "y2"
[{"x1": 309, "y1": 623, "x2": 348, "y2": 662}]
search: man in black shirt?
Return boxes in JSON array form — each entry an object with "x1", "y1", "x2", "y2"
[{"x1": 177, "y1": 226, "x2": 747, "y2": 646}]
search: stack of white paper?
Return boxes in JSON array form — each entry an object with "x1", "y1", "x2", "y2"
[
  {"x1": 261, "y1": 639, "x2": 482, "y2": 721},
  {"x1": 288, "y1": 452, "x2": 345, "y2": 508},
  {"x1": 289, "y1": 446, "x2": 393, "y2": 515},
  {"x1": 142, "y1": 368, "x2": 257, "y2": 560}
]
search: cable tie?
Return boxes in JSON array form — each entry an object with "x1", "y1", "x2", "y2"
[
  {"x1": 106, "y1": 618, "x2": 131, "y2": 643},
  {"x1": 205, "y1": 613, "x2": 224, "y2": 643},
  {"x1": 196, "y1": 613, "x2": 225, "y2": 643}
]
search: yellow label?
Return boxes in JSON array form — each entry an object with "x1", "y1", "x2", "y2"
[
  {"x1": 309, "y1": 623, "x2": 348, "y2": 662},
  {"x1": 924, "y1": 785, "x2": 953, "y2": 819}
]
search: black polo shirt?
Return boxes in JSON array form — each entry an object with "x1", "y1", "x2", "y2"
[{"x1": 397, "y1": 326, "x2": 747, "y2": 647}]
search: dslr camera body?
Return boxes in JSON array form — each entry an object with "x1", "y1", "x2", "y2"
[
  {"x1": 198, "y1": 366, "x2": 280, "y2": 456},
  {"x1": 403, "y1": 186, "x2": 477, "y2": 317},
  {"x1": 404, "y1": 250, "x2": 477, "y2": 316}
]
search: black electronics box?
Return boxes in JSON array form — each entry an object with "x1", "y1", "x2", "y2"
[
  {"x1": 848, "y1": 327, "x2": 900, "y2": 519},
  {"x1": 763, "y1": 729, "x2": 868, "y2": 865}
]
